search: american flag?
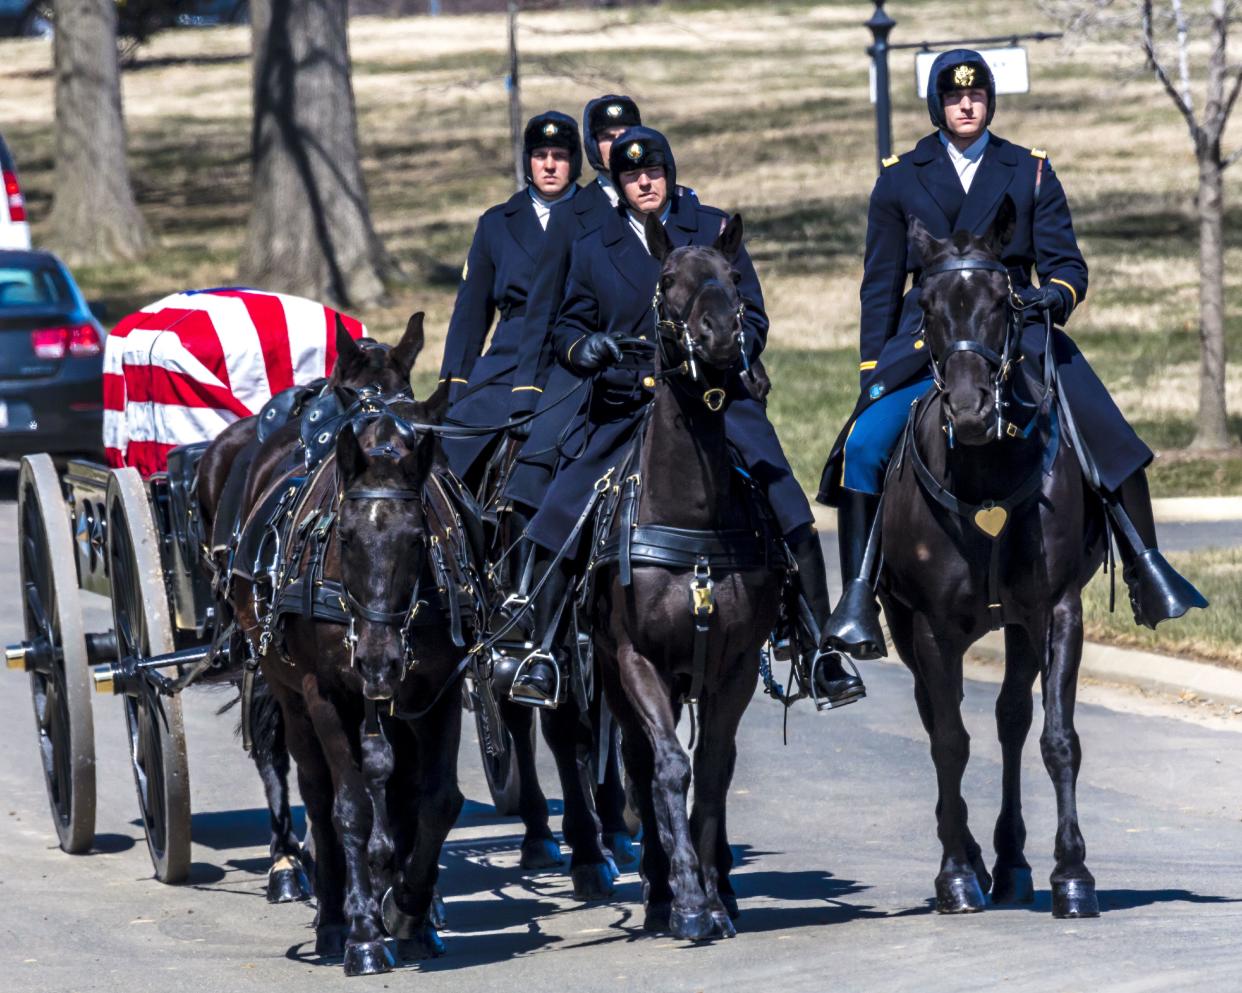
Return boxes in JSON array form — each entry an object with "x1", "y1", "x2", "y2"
[{"x1": 103, "y1": 288, "x2": 365, "y2": 476}]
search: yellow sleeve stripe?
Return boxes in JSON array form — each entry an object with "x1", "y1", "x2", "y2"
[
  {"x1": 1049, "y1": 278, "x2": 1078, "y2": 308},
  {"x1": 859, "y1": 360, "x2": 878, "y2": 371},
  {"x1": 512, "y1": 385, "x2": 543, "y2": 393},
  {"x1": 566, "y1": 336, "x2": 586, "y2": 363}
]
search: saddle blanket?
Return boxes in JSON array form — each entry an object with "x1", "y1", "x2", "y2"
[{"x1": 102, "y1": 288, "x2": 365, "y2": 476}]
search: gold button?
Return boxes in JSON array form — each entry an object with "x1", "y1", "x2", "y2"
[
  {"x1": 639, "y1": 334, "x2": 647, "y2": 340},
  {"x1": 914, "y1": 339, "x2": 925, "y2": 350}
]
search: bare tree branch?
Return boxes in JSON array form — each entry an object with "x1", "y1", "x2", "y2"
[
  {"x1": 1171, "y1": 0, "x2": 1195, "y2": 112},
  {"x1": 1224, "y1": 145, "x2": 1242, "y2": 168},
  {"x1": 1142, "y1": 1, "x2": 1203, "y2": 140}
]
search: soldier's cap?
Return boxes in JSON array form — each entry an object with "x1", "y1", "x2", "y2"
[
  {"x1": 608, "y1": 126, "x2": 678, "y2": 198},
  {"x1": 523, "y1": 110, "x2": 583, "y2": 186},
  {"x1": 582, "y1": 94, "x2": 642, "y2": 172},
  {"x1": 926, "y1": 48, "x2": 996, "y2": 132}
]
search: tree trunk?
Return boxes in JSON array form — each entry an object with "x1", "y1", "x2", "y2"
[
  {"x1": 1191, "y1": 150, "x2": 1231, "y2": 449},
  {"x1": 46, "y1": 0, "x2": 150, "y2": 265},
  {"x1": 239, "y1": 0, "x2": 393, "y2": 309}
]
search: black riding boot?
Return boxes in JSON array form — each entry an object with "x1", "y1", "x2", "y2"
[
  {"x1": 787, "y1": 526, "x2": 866, "y2": 709},
  {"x1": 822, "y1": 489, "x2": 888, "y2": 660},
  {"x1": 1108, "y1": 471, "x2": 1208, "y2": 629},
  {"x1": 509, "y1": 555, "x2": 568, "y2": 707}
]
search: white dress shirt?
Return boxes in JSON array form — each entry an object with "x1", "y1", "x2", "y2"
[
  {"x1": 529, "y1": 184, "x2": 577, "y2": 230},
  {"x1": 940, "y1": 130, "x2": 990, "y2": 193}
]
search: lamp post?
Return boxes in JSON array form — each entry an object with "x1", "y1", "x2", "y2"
[{"x1": 865, "y1": 0, "x2": 896, "y2": 172}]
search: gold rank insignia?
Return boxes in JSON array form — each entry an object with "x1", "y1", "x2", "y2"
[
  {"x1": 882, "y1": 154, "x2": 900, "y2": 168},
  {"x1": 953, "y1": 64, "x2": 976, "y2": 87},
  {"x1": 607, "y1": 103, "x2": 623, "y2": 118},
  {"x1": 461, "y1": 260, "x2": 469, "y2": 280},
  {"x1": 543, "y1": 122, "x2": 558, "y2": 137},
  {"x1": 626, "y1": 142, "x2": 644, "y2": 162},
  {"x1": 1031, "y1": 148, "x2": 1048, "y2": 159}
]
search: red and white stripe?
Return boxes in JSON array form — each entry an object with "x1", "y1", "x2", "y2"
[{"x1": 103, "y1": 288, "x2": 365, "y2": 477}]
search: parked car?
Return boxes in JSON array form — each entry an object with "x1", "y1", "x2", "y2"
[
  {"x1": 0, "y1": 134, "x2": 31, "y2": 251},
  {"x1": 0, "y1": 250, "x2": 107, "y2": 457}
]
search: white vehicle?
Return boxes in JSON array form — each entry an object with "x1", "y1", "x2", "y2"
[{"x1": 0, "y1": 135, "x2": 31, "y2": 251}]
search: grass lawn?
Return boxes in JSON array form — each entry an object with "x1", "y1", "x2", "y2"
[
  {"x1": 0, "y1": 1, "x2": 1238, "y2": 491},
  {"x1": 1083, "y1": 547, "x2": 1242, "y2": 669}
]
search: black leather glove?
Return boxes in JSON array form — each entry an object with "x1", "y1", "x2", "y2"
[
  {"x1": 743, "y1": 359, "x2": 771, "y2": 403},
  {"x1": 568, "y1": 333, "x2": 622, "y2": 375},
  {"x1": 1018, "y1": 284, "x2": 1069, "y2": 324},
  {"x1": 508, "y1": 393, "x2": 537, "y2": 440}
]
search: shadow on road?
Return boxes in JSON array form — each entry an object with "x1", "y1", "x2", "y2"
[{"x1": 187, "y1": 805, "x2": 307, "y2": 851}]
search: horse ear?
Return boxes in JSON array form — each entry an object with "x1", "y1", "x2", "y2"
[
  {"x1": 336, "y1": 422, "x2": 366, "y2": 481},
  {"x1": 646, "y1": 214, "x2": 674, "y2": 262},
  {"x1": 986, "y1": 194, "x2": 1017, "y2": 256},
  {"x1": 908, "y1": 217, "x2": 940, "y2": 266},
  {"x1": 401, "y1": 434, "x2": 438, "y2": 488},
  {"x1": 333, "y1": 314, "x2": 363, "y2": 380},
  {"x1": 713, "y1": 213, "x2": 744, "y2": 262},
  {"x1": 421, "y1": 379, "x2": 451, "y2": 422},
  {"x1": 389, "y1": 312, "x2": 425, "y2": 380}
]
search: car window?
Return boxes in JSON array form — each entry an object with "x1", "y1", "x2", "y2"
[{"x1": 0, "y1": 263, "x2": 72, "y2": 307}]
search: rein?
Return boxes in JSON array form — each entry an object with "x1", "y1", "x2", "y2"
[{"x1": 649, "y1": 276, "x2": 746, "y2": 413}]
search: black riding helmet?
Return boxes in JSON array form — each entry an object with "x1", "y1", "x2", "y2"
[
  {"x1": 608, "y1": 126, "x2": 677, "y2": 202},
  {"x1": 523, "y1": 110, "x2": 582, "y2": 186},
  {"x1": 582, "y1": 94, "x2": 641, "y2": 173},
  {"x1": 926, "y1": 48, "x2": 996, "y2": 132}
]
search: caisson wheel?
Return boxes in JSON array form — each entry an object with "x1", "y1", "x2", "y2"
[
  {"x1": 472, "y1": 683, "x2": 529, "y2": 817},
  {"x1": 106, "y1": 468, "x2": 191, "y2": 884},
  {"x1": 16, "y1": 454, "x2": 96, "y2": 853}
]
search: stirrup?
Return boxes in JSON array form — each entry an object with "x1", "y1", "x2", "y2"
[
  {"x1": 508, "y1": 649, "x2": 562, "y2": 710},
  {"x1": 809, "y1": 649, "x2": 867, "y2": 713},
  {"x1": 1123, "y1": 548, "x2": 1208, "y2": 630},
  {"x1": 822, "y1": 579, "x2": 887, "y2": 660}
]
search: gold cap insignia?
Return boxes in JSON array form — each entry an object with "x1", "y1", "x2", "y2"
[
  {"x1": 953, "y1": 64, "x2": 977, "y2": 88},
  {"x1": 542, "y1": 122, "x2": 558, "y2": 137},
  {"x1": 626, "y1": 142, "x2": 644, "y2": 162},
  {"x1": 607, "y1": 103, "x2": 623, "y2": 118}
]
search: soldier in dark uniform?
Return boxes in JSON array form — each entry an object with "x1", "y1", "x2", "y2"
[
  {"x1": 817, "y1": 49, "x2": 1205, "y2": 661},
  {"x1": 512, "y1": 127, "x2": 864, "y2": 709},
  {"x1": 438, "y1": 110, "x2": 582, "y2": 487}
]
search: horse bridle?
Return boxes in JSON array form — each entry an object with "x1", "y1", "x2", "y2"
[
  {"x1": 650, "y1": 276, "x2": 747, "y2": 413},
  {"x1": 920, "y1": 257, "x2": 1030, "y2": 442},
  {"x1": 336, "y1": 401, "x2": 431, "y2": 674}
]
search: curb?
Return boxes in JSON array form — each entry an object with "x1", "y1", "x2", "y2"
[
  {"x1": 968, "y1": 630, "x2": 1242, "y2": 707},
  {"x1": 809, "y1": 494, "x2": 1242, "y2": 532}
]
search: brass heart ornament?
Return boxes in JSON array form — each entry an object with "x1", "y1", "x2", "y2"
[{"x1": 973, "y1": 505, "x2": 1008, "y2": 539}]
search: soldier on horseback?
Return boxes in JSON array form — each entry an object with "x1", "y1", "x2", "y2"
[
  {"x1": 514, "y1": 126, "x2": 865, "y2": 710},
  {"x1": 437, "y1": 110, "x2": 583, "y2": 487},
  {"x1": 818, "y1": 48, "x2": 1206, "y2": 659}
]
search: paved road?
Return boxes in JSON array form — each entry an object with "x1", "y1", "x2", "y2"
[{"x1": 1, "y1": 481, "x2": 1241, "y2": 992}]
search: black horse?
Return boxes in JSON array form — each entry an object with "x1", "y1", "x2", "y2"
[
  {"x1": 589, "y1": 214, "x2": 782, "y2": 941},
  {"x1": 881, "y1": 196, "x2": 1108, "y2": 918},
  {"x1": 194, "y1": 318, "x2": 427, "y2": 905}
]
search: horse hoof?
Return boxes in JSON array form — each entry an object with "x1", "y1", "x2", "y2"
[
  {"x1": 266, "y1": 864, "x2": 312, "y2": 904},
  {"x1": 571, "y1": 862, "x2": 615, "y2": 901},
  {"x1": 342, "y1": 940, "x2": 395, "y2": 977},
  {"x1": 720, "y1": 892, "x2": 741, "y2": 921},
  {"x1": 670, "y1": 907, "x2": 715, "y2": 942},
  {"x1": 429, "y1": 888, "x2": 448, "y2": 931},
  {"x1": 711, "y1": 910, "x2": 737, "y2": 939},
  {"x1": 398, "y1": 926, "x2": 447, "y2": 961},
  {"x1": 991, "y1": 866, "x2": 1035, "y2": 905},
  {"x1": 315, "y1": 925, "x2": 348, "y2": 960},
  {"x1": 643, "y1": 901, "x2": 671, "y2": 933},
  {"x1": 604, "y1": 831, "x2": 640, "y2": 871},
  {"x1": 1052, "y1": 879, "x2": 1100, "y2": 919},
  {"x1": 935, "y1": 872, "x2": 987, "y2": 914},
  {"x1": 520, "y1": 836, "x2": 564, "y2": 870}
]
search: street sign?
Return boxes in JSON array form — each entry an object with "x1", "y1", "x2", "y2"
[{"x1": 915, "y1": 46, "x2": 1030, "y2": 97}]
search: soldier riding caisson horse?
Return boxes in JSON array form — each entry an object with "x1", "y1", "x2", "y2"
[{"x1": 818, "y1": 50, "x2": 1207, "y2": 917}]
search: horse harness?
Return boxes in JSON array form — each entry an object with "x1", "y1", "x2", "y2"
[{"x1": 901, "y1": 257, "x2": 1063, "y2": 631}]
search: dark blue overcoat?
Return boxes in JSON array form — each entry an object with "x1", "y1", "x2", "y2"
[
  {"x1": 817, "y1": 132, "x2": 1151, "y2": 505},
  {"x1": 524, "y1": 194, "x2": 812, "y2": 555},
  {"x1": 439, "y1": 187, "x2": 565, "y2": 478}
]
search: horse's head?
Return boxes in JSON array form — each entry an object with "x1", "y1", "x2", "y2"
[
  {"x1": 332, "y1": 381, "x2": 450, "y2": 702},
  {"x1": 330, "y1": 311, "x2": 426, "y2": 401},
  {"x1": 647, "y1": 213, "x2": 748, "y2": 379},
  {"x1": 911, "y1": 195, "x2": 1017, "y2": 446}
]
